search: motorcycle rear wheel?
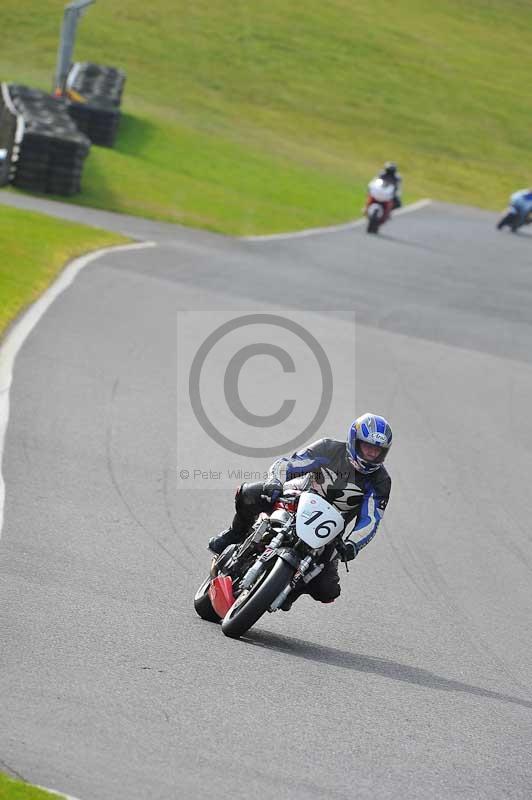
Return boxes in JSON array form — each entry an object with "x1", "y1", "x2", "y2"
[{"x1": 221, "y1": 558, "x2": 294, "y2": 639}]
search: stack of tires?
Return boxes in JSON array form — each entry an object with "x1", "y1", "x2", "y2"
[
  {"x1": 7, "y1": 84, "x2": 90, "y2": 196},
  {"x1": 66, "y1": 62, "x2": 126, "y2": 147},
  {"x1": 0, "y1": 83, "x2": 21, "y2": 186}
]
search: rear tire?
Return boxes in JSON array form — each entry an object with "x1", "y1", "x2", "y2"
[
  {"x1": 221, "y1": 558, "x2": 294, "y2": 639},
  {"x1": 194, "y1": 576, "x2": 221, "y2": 622}
]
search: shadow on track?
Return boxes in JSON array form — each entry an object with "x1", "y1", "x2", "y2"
[
  {"x1": 244, "y1": 629, "x2": 532, "y2": 710},
  {"x1": 496, "y1": 229, "x2": 532, "y2": 239},
  {"x1": 376, "y1": 232, "x2": 444, "y2": 254}
]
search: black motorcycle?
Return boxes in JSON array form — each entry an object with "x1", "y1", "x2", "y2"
[{"x1": 194, "y1": 490, "x2": 346, "y2": 639}]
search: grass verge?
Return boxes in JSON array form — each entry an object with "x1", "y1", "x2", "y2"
[
  {"x1": 0, "y1": 205, "x2": 128, "y2": 338},
  {"x1": 1, "y1": 1, "x2": 531, "y2": 233},
  {"x1": 0, "y1": 771, "x2": 67, "y2": 800}
]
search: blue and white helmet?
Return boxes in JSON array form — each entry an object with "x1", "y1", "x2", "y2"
[{"x1": 347, "y1": 413, "x2": 393, "y2": 475}]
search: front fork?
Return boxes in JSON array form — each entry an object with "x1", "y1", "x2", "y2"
[
  {"x1": 269, "y1": 555, "x2": 324, "y2": 612},
  {"x1": 240, "y1": 531, "x2": 286, "y2": 589},
  {"x1": 239, "y1": 534, "x2": 324, "y2": 612}
]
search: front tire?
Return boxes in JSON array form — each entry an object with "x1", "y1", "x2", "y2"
[
  {"x1": 497, "y1": 212, "x2": 515, "y2": 230},
  {"x1": 221, "y1": 558, "x2": 294, "y2": 639},
  {"x1": 194, "y1": 576, "x2": 221, "y2": 622},
  {"x1": 367, "y1": 209, "x2": 381, "y2": 234}
]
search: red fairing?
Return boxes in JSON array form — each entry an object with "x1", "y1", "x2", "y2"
[
  {"x1": 208, "y1": 576, "x2": 235, "y2": 618},
  {"x1": 273, "y1": 497, "x2": 298, "y2": 513},
  {"x1": 365, "y1": 195, "x2": 393, "y2": 222}
]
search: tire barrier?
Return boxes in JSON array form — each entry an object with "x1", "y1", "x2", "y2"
[
  {"x1": 66, "y1": 62, "x2": 126, "y2": 148},
  {"x1": 7, "y1": 84, "x2": 90, "y2": 196},
  {"x1": 0, "y1": 83, "x2": 22, "y2": 187}
]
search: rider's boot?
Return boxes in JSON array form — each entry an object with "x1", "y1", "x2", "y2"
[
  {"x1": 280, "y1": 593, "x2": 297, "y2": 612},
  {"x1": 208, "y1": 527, "x2": 242, "y2": 555},
  {"x1": 280, "y1": 586, "x2": 306, "y2": 612},
  {"x1": 207, "y1": 505, "x2": 255, "y2": 555},
  {"x1": 281, "y1": 591, "x2": 336, "y2": 611},
  {"x1": 208, "y1": 484, "x2": 263, "y2": 555}
]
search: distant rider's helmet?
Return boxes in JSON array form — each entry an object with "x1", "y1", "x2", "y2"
[
  {"x1": 383, "y1": 161, "x2": 397, "y2": 177},
  {"x1": 347, "y1": 413, "x2": 393, "y2": 475}
]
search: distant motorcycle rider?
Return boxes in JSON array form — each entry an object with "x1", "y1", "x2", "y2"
[
  {"x1": 379, "y1": 161, "x2": 403, "y2": 208},
  {"x1": 208, "y1": 413, "x2": 393, "y2": 609},
  {"x1": 508, "y1": 188, "x2": 532, "y2": 229}
]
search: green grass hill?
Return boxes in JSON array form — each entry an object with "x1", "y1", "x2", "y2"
[
  {"x1": 1, "y1": 0, "x2": 531, "y2": 234},
  {"x1": 0, "y1": 206, "x2": 127, "y2": 336}
]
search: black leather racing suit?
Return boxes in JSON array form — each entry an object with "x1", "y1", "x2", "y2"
[
  {"x1": 226, "y1": 438, "x2": 392, "y2": 603},
  {"x1": 378, "y1": 170, "x2": 402, "y2": 208}
]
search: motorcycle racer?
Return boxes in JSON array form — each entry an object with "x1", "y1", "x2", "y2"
[
  {"x1": 379, "y1": 161, "x2": 402, "y2": 208},
  {"x1": 208, "y1": 413, "x2": 392, "y2": 609},
  {"x1": 364, "y1": 163, "x2": 401, "y2": 228},
  {"x1": 509, "y1": 188, "x2": 532, "y2": 227}
]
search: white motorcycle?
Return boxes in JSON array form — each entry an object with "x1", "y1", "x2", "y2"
[
  {"x1": 365, "y1": 177, "x2": 396, "y2": 234},
  {"x1": 194, "y1": 491, "x2": 347, "y2": 639}
]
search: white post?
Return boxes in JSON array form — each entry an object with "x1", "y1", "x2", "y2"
[{"x1": 54, "y1": 0, "x2": 95, "y2": 94}]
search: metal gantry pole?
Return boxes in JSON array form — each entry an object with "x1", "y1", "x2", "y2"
[{"x1": 54, "y1": 0, "x2": 95, "y2": 94}]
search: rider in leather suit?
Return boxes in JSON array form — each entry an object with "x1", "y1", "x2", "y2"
[
  {"x1": 510, "y1": 188, "x2": 532, "y2": 227},
  {"x1": 208, "y1": 413, "x2": 392, "y2": 609},
  {"x1": 379, "y1": 161, "x2": 402, "y2": 208}
]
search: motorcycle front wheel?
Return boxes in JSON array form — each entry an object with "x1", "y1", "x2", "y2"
[
  {"x1": 497, "y1": 212, "x2": 516, "y2": 230},
  {"x1": 367, "y1": 209, "x2": 381, "y2": 234},
  {"x1": 221, "y1": 558, "x2": 294, "y2": 639},
  {"x1": 194, "y1": 575, "x2": 221, "y2": 622}
]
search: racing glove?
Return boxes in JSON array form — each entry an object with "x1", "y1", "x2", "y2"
[
  {"x1": 337, "y1": 539, "x2": 358, "y2": 562},
  {"x1": 261, "y1": 478, "x2": 283, "y2": 504}
]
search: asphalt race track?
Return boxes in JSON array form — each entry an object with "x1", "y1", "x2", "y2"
[{"x1": 0, "y1": 193, "x2": 531, "y2": 800}]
